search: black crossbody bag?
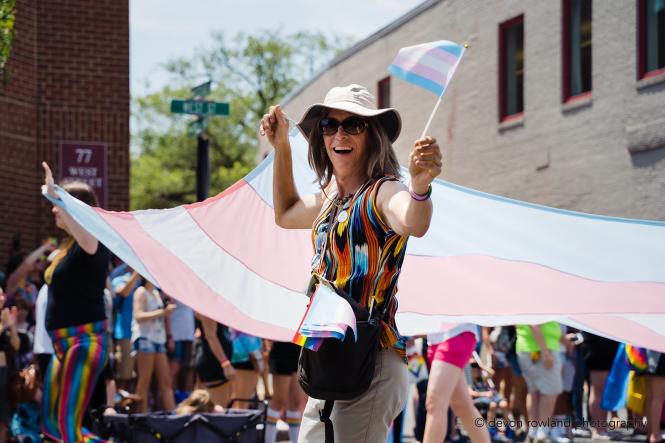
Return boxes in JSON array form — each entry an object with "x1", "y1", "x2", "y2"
[{"x1": 297, "y1": 276, "x2": 393, "y2": 442}]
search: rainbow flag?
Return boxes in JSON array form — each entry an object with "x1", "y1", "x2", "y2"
[
  {"x1": 388, "y1": 40, "x2": 466, "y2": 96},
  {"x1": 626, "y1": 344, "x2": 648, "y2": 371}
]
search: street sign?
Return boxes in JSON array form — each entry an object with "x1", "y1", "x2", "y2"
[
  {"x1": 187, "y1": 118, "x2": 208, "y2": 137},
  {"x1": 169, "y1": 85, "x2": 229, "y2": 203},
  {"x1": 58, "y1": 141, "x2": 108, "y2": 208},
  {"x1": 170, "y1": 99, "x2": 229, "y2": 116},
  {"x1": 191, "y1": 80, "x2": 212, "y2": 97}
]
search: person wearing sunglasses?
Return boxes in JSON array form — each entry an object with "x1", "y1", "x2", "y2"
[{"x1": 260, "y1": 84, "x2": 442, "y2": 442}]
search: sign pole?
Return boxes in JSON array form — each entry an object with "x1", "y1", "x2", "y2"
[{"x1": 196, "y1": 118, "x2": 209, "y2": 202}]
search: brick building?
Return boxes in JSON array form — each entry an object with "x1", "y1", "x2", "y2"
[
  {"x1": 262, "y1": 0, "x2": 665, "y2": 222},
  {"x1": 0, "y1": 0, "x2": 129, "y2": 268}
]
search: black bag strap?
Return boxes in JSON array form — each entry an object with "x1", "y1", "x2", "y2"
[{"x1": 319, "y1": 400, "x2": 335, "y2": 443}]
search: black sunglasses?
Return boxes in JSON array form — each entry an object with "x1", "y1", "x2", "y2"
[{"x1": 319, "y1": 116, "x2": 368, "y2": 136}]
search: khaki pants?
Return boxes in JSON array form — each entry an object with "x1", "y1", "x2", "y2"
[{"x1": 298, "y1": 348, "x2": 409, "y2": 443}]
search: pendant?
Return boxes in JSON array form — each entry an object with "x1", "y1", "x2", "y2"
[{"x1": 337, "y1": 210, "x2": 349, "y2": 223}]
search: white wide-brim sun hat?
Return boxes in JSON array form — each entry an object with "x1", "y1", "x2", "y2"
[{"x1": 297, "y1": 84, "x2": 402, "y2": 143}]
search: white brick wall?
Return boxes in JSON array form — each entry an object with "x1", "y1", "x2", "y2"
[{"x1": 260, "y1": 0, "x2": 665, "y2": 220}]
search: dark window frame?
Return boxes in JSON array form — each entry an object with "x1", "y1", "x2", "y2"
[
  {"x1": 377, "y1": 76, "x2": 391, "y2": 109},
  {"x1": 499, "y1": 15, "x2": 525, "y2": 122},
  {"x1": 638, "y1": 0, "x2": 665, "y2": 79},
  {"x1": 562, "y1": 0, "x2": 593, "y2": 102}
]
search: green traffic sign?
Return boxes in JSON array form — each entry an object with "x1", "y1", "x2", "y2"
[
  {"x1": 170, "y1": 99, "x2": 229, "y2": 116},
  {"x1": 191, "y1": 81, "x2": 212, "y2": 97}
]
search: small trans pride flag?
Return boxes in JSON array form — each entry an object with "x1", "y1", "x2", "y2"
[
  {"x1": 292, "y1": 279, "x2": 357, "y2": 352},
  {"x1": 389, "y1": 40, "x2": 466, "y2": 96}
]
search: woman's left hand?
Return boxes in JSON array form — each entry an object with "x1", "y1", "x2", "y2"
[
  {"x1": 41, "y1": 162, "x2": 58, "y2": 199},
  {"x1": 408, "y1": 137, "x2": 443, "y2": 193}
]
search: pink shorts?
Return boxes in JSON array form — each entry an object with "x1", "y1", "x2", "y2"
[{"x1": 427, "y1": 331, "x2": 477, "y2": 369}]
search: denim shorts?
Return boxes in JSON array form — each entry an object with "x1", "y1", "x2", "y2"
[
  {"x1": 168, "y1": 340, "x2": 194, "y2": 366},
  {"x1": 133, "y1": 337, "x2": 167, "y2": 353}
]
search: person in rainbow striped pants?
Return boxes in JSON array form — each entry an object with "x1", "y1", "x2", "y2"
[
  {"x1": 41, "y1": 165, "x2": 112, "y2": 442},
  {"x1": 42, "y1": 321, "x2": 110, "y2": 442}
]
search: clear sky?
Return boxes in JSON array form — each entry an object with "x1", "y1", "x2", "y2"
[{"x1": 130, "y1": 0, "x2": 424, "y2": 97}]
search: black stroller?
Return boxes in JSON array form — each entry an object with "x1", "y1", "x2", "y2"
[{"x1": 94, "y1": 398, "x2": 267, "y2": 443}]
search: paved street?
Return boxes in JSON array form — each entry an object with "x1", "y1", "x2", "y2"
[{"x1": 394, "y1": 428, "x2": 649, "y2": 443}]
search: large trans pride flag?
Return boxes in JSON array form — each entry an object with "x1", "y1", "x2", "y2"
[{"x1": 45, "y1": 131, "x2": 665, "y2": 351}]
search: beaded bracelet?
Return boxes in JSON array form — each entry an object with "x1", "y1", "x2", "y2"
[{"x1": 409, "y1": 184, "x2": 432, "y2": 201}]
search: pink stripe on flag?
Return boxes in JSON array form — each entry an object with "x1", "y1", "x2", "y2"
[
  {"x1": 97, "y1": 210, "x2": 295, "y2": 341},
  {"x1": 186, "y1": 181, "x2": 312, "y2": 291},
  {"x1": 392, "y1": 55, "x2": 449, "y2": 85},
  {"x1": 432, "y1": 46, "x2": 461, "y2": 65},
  {"x1": 186, "y1": 178, "x2": 246, "y2": 209},
  {"x1": 397, "y1": 255, "x2": 665, "y2": 316},
  {"x1": 571, "y1": 315, "x2": 665, "y2": 352}
]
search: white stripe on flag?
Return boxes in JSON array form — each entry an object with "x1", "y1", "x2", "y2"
[
  {"x1": 53, "y1": 188, "x2": 158, "y2": 284},
  {"x1": 406, "y1": 175, "x2": 665, "y2": 283},
  {"x1": 133, "y1": 206, "x2": 307, "y2": 330},
  {"x1": 393, "y1": 52, "x2": 453, "y2": 77}
]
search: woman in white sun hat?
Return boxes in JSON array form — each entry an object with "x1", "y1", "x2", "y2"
[{"x1": 260, "y1": 84, "x2": 443, "y2": 442}]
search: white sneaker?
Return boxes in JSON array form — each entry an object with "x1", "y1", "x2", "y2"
[
  {"x1": 527, "y1": 426, "x2": 538, "y2": 443},
  {"x1": 550, "y1": 427, "x2": 570, "y2": 443},
  {"x1": 534, "y1": 427, "x2": 550, "y2": 443}
]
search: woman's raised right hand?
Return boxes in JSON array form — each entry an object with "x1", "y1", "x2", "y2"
[
  {"x1": 41, "y1": 162, "x2": 58, "y2": 199},
  {"x1": 259, "y1": 105, "x2": 290, "y2": 150}
]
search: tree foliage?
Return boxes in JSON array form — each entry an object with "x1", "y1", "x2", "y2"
[
  {"x1": 0, "y1": 0, "x2": 17, "y2": 76},
  {"x1": 131, "y1": 30, "x2": 350, "y2": 210}
]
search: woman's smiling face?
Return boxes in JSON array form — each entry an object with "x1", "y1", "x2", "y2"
[{"x1": 322, "y1": 109, "x2": 369, "y2": 178}]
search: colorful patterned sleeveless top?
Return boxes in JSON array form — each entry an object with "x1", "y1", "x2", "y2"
[{"x1": 311, "y1": 176, "x2": 408, "y2": 358}]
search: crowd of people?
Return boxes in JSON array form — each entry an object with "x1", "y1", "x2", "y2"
[
  {"x1": 3, "y1": 250, "x2": 663, "y2": 443},
  {"x1": 0, "y1": 83, "x2": 663, "y2": 443},
  {"x1": 406, "y1": 324, "x2": 665, "y2": 443},
  {"x1": 0, "y1": 233, "x2": 307, "y2": 443}
]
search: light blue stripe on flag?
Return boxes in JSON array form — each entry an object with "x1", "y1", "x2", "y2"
[
  {"x1": 388, "y1": 64, "x2": 445, "y2": 95},
  {"x1": 439, "y1": 42, "x2": 463, "y2": 58}
]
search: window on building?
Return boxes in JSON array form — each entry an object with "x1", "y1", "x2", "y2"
[
  {"x1": 499, "y1": 15, "x2": 524, "y2": 120},
  {"x1": 378, "y1": 77, "x2": 390, "y2": 108},
  {"x1": 639, "y1": 0, "x2": 665, "y2": 78},
  {"x1": 563, "y1": 0, "x2": 592, "y2": 100}
]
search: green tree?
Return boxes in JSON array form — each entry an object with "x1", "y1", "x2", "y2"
[
  {"x1": 0, "y1": 0, "x2": 17, "y2": 77},
  {"x1": 131, "y1": 30, "x2": 350, "y2": 210}
]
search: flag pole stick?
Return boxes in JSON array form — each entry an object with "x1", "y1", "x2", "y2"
[
  {"x1": 420, "y1": 93, "x2": 444, "y2": 138},
  {"x1": 419, "y1": 43, "x2": 468, "y2": 139}
]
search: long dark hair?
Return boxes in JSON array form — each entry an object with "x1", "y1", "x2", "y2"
[
  {"x1": 62, "y1": 180, "x2": 99, "y2": 207},
  {"x1": 307, "y1": 113, "x2": 401, "y2": 189}
]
